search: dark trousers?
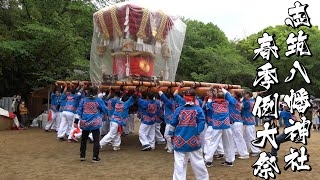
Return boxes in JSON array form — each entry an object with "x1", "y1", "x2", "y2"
[
  {"x1": 271, "y1": 132, "x2": 289, "y2": 156},
  {"x1": 160, "y1": 120, "x2": 166, "y2": 136},
  {"x1": 278, "y1": 118, "x2": 283, "y2": 127},
  {"x1": 21, "y1": 114, "x2": 28, "y2": 126},
  {"x1": 80, "y1": 129, "x2": 100, "y2": 158}
]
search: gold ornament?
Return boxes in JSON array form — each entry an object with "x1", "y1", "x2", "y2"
[
  {"x1": 136, "y1": 8, "x2": 149, "y2": 40},
  {"x1": 110, "y1": 6, "x2": 123, "y2": 38},
  {"x1": 139, "y1": 59, "x2": 150, "y2": 73},
  {"x1": 155, "y1": 11, "x2": 168, "y2": 43},
  {"x1": 96, "y1": 10, "x2": 110, "y2": 40}
]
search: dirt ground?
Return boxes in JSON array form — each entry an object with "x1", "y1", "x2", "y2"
[{"x1": 0, "y1": 122, "x2": 319, "y2": 180}]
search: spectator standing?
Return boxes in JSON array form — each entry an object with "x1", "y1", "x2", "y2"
[{"x1": 19, "y1": 100, "x2": 29, "y2": 126}]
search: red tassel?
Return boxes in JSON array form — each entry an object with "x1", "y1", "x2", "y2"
[
  {"x1": 48, "y1": 111, "x2": 52, "y2": 122},
  {"x1": 118, "y1": 124, "x2": 123, "y2": 134}
]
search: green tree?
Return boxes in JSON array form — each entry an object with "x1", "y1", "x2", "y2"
[
  {"x1": 176, "y1": 19, "x2": 256, "y2": 87},
  {"x1": 236, "y1": 25, "x2": 320, "y2": 95},
  {"x1": 0, "y1": 0, "x2": 95, "y2": 97}
]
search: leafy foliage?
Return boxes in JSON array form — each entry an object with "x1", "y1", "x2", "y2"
[
  {"x1": 236, "y1": 25, "x2": 320, "y2": 95},
  {"x1": 0, "y1": 0, "x2": 95, "y2": 97},
  {"x1": 176, "y1": 20, "x2": 256, "y2": 87}
]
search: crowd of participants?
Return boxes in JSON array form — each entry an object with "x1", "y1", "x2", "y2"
[{"x1": 44, "y1": 82, "x2": 296, "y2": 179}]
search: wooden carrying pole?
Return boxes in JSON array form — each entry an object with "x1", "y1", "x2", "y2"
[
  {"x1": 55, "y1": 80, "x2": 243, "y2": 96},
  {"x1": 56, "y1": 80, "x2": 241, "y2": 89},
  {"x1": 182, "y1": 81, "x2": 241, "y2": 89},
  {"x1": 98, "y1": 86, "x2": 244, "y2": 97}
]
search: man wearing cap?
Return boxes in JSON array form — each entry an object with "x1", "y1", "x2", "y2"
[{"x1": 169, "y1": 89, "x2": 209, "y2": 180}]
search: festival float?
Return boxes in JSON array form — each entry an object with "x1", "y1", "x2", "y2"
[
  {"x1": 57, "y1": 3, "x2": 244, "y2": 95},
  {"x1": 90, "y1": 3, "x2": 186, "y2": 83}
]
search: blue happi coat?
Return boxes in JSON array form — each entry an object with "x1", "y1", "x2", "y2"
[
  {"x1": 50, "y1": 93, "x2": 60, "y2": 112},
  {"x1": 229, "y1": 98, "x2": 243, "y2": 124},
  {"x1": 63, "y1": 93, "x2": 82, "y2": 114},
  {"x1": 170, "y1": 104, "x2": 206, "y2": 152},
  {"x1": 138, "y1": 98, "x2": 160, "y2": 125},
  {"x1": 160, "y1": 93, "x2": 179, "y2": 124},
  {"x1": 206, "y1": 92, "x2": 236, "y2": 129},
  {"x1": 242, "y1": 98, "x2": 256, "y2": 126},
  {"x1": 110, "y1": 97, "x2": 134, "y2": 126},
  {"x1": 77, "y1": 97, "x2": 108, "y2": 130}
]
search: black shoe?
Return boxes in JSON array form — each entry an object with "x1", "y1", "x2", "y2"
[
  {"x1": 58, "y1": 137, "x2": 66, "y2": 142},
  {"x1": 221, "y1": 161, "x2": 233, "y2": 167},
  {"x1": 92, "y1": 157, "x2": 100, "y2": 163},
  {"x1": 214, "y1": 154, "x2": 224, "y2": 159},
  {"x1": 80, "y1": 157, "x2": 86, "y2": 161},
  {"x1": 206, "y1": 162, "x2": 213, "y2": 168},
  {"x1": 251, "y1": 153, "x2": 260, "y2": 157},
  {"x1": 45, "y1": 130, "x2": 49, "y2": 132},
  {"x1": 141, "y1": 145, "x2": 152, "y2": 151}
]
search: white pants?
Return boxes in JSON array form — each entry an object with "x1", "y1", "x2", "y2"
[
  {"x1": 155, "y1": 122, "x2": 165, "y2": 143},
  {"x1": 200, "y1": 123, "x2": 208, "y2": 155},
  {"x1": 45, "y1": 111, "x2": 60, "y2": 130},
  {"x1": 231, "y1": 122, "x2": 249, "y2": 156},
  {"x1": 164, "y1": 123, "x2": 173, "y2": 151},
  {"x1": 173, "y1": 149, "x2": 209, "y2": 180},
  {"x1": 54, "y1": 113, "x2": 62, "y2": 131},
  {"x1": 215, "y1": 139, "x2": 225, "y2": 155},
  {"x1": 57, "y1": 111, "x2": 74, "y2": 138},
  {"x1": 124, "y1": 114, "x2": 135, "y2": 134},
  {"x1": 12, "y1": 117, "x2": 20, "y2": 127},
  {"x1": 204, "y1": 127, "x2": 235, "y2": 163},
  {"x1": 106, "y1": 118, "x2": 111, "y2": 132},
  {"x1": 100, "y1": 122, "x2": 121, "y2": 147},
  {"x1": 139, "y1": 123, "x2": 155, "y2": 148},
  {"x1": 126, "y1": 114, "x2": 135, "y2": 133},
  {"x1": 244, "y1": 125, "x2": 261, "y2": 154},
  {"x1": 100, "y1": 121, "x2": 109, "y2": 136},
  {"x1": 205, "y1": 126, "x2": 224, "y2": 155}
]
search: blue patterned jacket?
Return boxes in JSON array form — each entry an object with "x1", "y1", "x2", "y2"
[
  {"x1": 170, "y1": 104, "x2": 205, "y2": 152},
  {"x1": 77, "y1": 97, "x2": 108, "y2": 130}
]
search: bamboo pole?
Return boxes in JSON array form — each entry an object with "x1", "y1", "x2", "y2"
[
  {"x1": 56, "y1": 80, "x2": 241, "y2": 89},
  {"x1": 158, "y1": 81, "x2": 181, "y2": 87},
  {"x1": 56, "y1": 81, "x2": 91, "y2": 87},
  {"x1": 98, "y1": 85, "x2": 244, "y2": 97},
  {"x1": 182, "y1": 81, "x2": 241, "y2": 89},
  {"x1": 114, "y1": 81, "x2": 158, "y2": 87}
]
